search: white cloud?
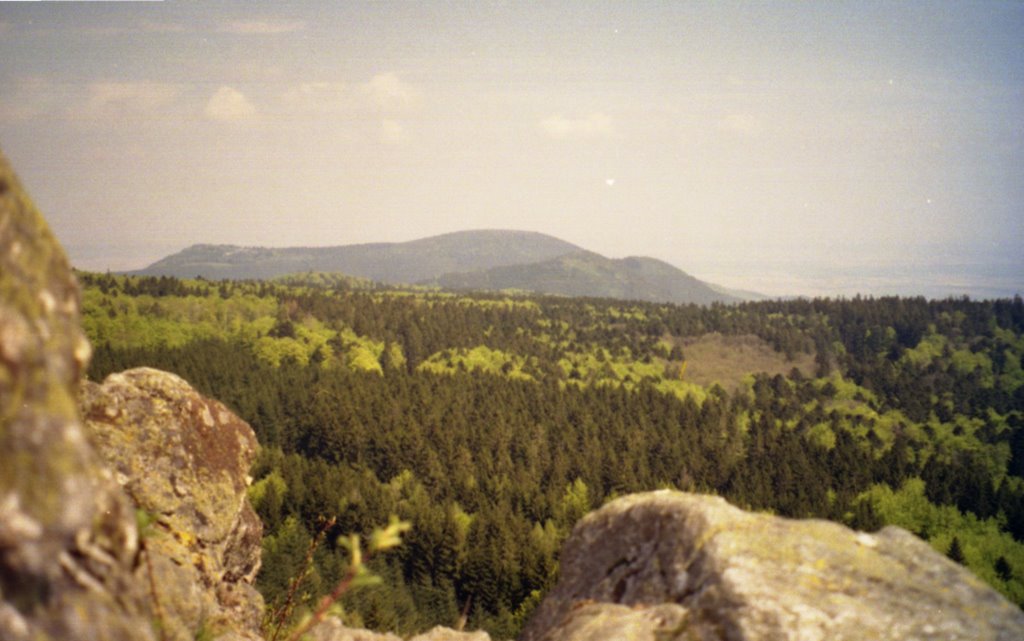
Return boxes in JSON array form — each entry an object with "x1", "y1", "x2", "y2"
[
  {"x1": 717, "y1": 113, "x2": 765, "y2": 136},
  {"x1": 362, "y1": 73, "x2": 417, "y2": 110},
  {"x1": 218, "y1": 19, "x2": 306, "y2": 35},
  {"x1": 281, "y1": 74, "x2": 419, "y2": 117},
  {"x1": 539, "y1": 112, "x2": 613, "y2": 139},
  {"x1": 204, "y1": 86, "x2": 257, "y2": 121},
  {"x1": 82, "y1": 82, "x2": 181, "y2": 118}
]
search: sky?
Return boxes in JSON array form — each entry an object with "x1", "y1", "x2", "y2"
[{"x1": 1, "y1": 1, "x2": 1021, "y2": 298}]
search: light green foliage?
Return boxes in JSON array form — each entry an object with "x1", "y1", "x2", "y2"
[
  {"x1": 556, "y1": 478, "x2": 592, "y2": 530},
  {"x1": 606, "y1": 305, "x2": 648, "y2": 321},
  {"x1": 806, "y1": 423, "x2": 836, "y2": 450},
  {"x1": 866, "y1": 409, "x2": 908, "y2": 451},
  {"x1": 456, "y1": 296, "x2": 541, "y2": 312},
  {"x1": 418, "y1": 345, "x2": 532, "y2": 380},
  {"x1": 818, "y1": 372, "x2": 878, "y2": 406},
  {"x1": 348, "y1": 344, "x2": 384, "y2": 374},
  {"x1": 951, "y1": 347, "x2": 995, "y2": 387},
  {"x1": 370, "y1": 515, "x2": 413, "y2": 552},
  {"x1": 901, "y1": 332, "x2": 949, "y2": 368},
  {"x1": 383, "y1": 342, "x2": 407, "y2": 370},
  {"x1": 266, "y1": 516, "x2": 411, "y2": 641},
  {"x1": 994, "y1": 328, "x2": 1024, "y2": 392},
  {"x1": 559, "y1": 346, "x2": 677, "y2": 395},
  {"x1": 249, "y1": 471, "x2": 287, "y2": 510},
  {"x1": 653, "y1": 378, "x2": 709, "y2": 405},
  {"x1": 529, "y1": 520, "x2": 561, "y2": 560},
  {"x1": 859, "y1": 478, "x2": 1024, "y2": 605},
  {"x1": 447, "y1": 503, "x2": 475, "y2": 555},
  {"x1": 333, "y1": 326, "x2": 386, "y2": 374},
  {"x1": 255, "y1": 318, "x2": 344, "y2": 369},
  {"x1": 274, "y1": 271, "x2": 375, "y2": 290},
  {"x1": 81, "y1": 286, "x2": 277, "y2": 349},
  {"x1": 254, "y1": 336, "x2": 311, "y2": 367}
]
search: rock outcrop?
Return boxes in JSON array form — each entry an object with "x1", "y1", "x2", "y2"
[
  {"x1": 1, "y1": 149, "x2": 157, "y2": 640},
  {"x1": 520, "y1": 491, "x2": 1024, "y2": 641},
  {"x1": 308, "y1": 619, "x2": 490, "y2": 641},
  {"x1": 81, "y1": 367, "x2": 264, "y2": 641},
  {"x1": 0, "y1": 149, "x2": 264, "y2": 641}
]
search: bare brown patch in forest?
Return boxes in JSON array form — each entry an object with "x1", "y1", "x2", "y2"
[{"x1": 678, "y1": 333, "x2": 814, "y2": 391}]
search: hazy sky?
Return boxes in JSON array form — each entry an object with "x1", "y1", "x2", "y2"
[{"x1": 1, "y1": 1, "x2": 1021, "y2": 297}]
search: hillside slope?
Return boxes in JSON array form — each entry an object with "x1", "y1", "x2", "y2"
[
  {"x1": 435, "y1": 250, "x2": 737, "y2": 304},
  {"x1": 133, "y1": 230, "x2": 740, "y2": 304},
  {"x1": 130, "y1": 230, "x2": 581, "y2": 283}
]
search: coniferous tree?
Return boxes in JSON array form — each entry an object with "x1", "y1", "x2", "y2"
[{"x1": 947, "y1": 536, "x2": 966, "y2": 564}]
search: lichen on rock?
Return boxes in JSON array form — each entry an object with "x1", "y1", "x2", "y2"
[
  {"x1": 1, "y1": 148, "x2": 158, "y2": 641},
  {"x1": 519, "y1": 490, "x2": 1024, "y2": 641},
  {"x1": 307, "y1": 618, "x2": 492, "y2": 641},
  {"x1": 80, "y1": 367, "x2": 265, "y2": 641},
  {"x1": 0, "y1": 147, "x2": 265, "y2": 641}
]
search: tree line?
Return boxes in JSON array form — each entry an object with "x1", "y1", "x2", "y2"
[{"x1": 80, "y1": 272, "x2": 1024, "y2": 635}]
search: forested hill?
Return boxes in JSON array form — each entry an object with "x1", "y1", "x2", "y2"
[
  {"x1": 132, "y1": 230, "x2": 579, "y2": 283},
  {"x1": 128, "y1": 230, "x2": 739, "y2": 305},
  {"x1": 433, "y1": 250, "x2": 731, "y2": 306},
  {"x1": 79, "y1": 270, "x2": 1024, "y2": 638}
]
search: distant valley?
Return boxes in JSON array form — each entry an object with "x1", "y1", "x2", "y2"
[{"x1": 129, "y1": 229, "x2": 749, "y2": 305}]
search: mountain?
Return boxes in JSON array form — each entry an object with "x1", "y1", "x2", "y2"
[
  {"x1": 131, "y1": 229, "x2": 740, "y2": 304},
  {"x1": 130, "y1": 230, "x2": 581, "y2": 284},
  {"x1": 434, "y1": 250, "x2": 737, "y2": 305}
]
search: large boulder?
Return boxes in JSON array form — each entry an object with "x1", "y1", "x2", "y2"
[
  {"x1": 80, "y1": 367, "x2": 264, "y2": 641},
  {"x1": 0, "y1": 148, "x2": 265, "y2": 641},
  {"x1": 0, "y1": 149, "x2": 156, "y2": 640},
  {"x1": 520, "y1": 491, "x2": 1024, "y2": 641}
]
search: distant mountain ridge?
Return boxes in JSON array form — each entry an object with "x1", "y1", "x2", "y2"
[
  {"x1": 130, "y1": 229, "x2": 741, "y2": 304},
  {"x1": 131, "y1": 230, "x2": 579, "y2": 283},
  {"x1": 434, "y1": 250, "x2": 733, "y2": 305}
]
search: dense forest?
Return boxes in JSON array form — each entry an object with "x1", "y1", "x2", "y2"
[{"x1": 79, "y1": 271, "x2": 1024, "y2": 638}]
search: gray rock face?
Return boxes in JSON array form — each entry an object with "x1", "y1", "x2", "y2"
[
  {"x1": 1, "y1": 149, "x2": 157, "y2": 641},
  {"x1": 81, "y1": 367, "x2": 265, "y2": 641},
  {"x1": 520, "y1": 491, "x2": 1024, "y2": 641},
  {"x1": 408, "y1": 626, "x2": 492, "y2": 641},
  {"x1": 307, "y1": 619, "x2": 490, "y2": 641},
  {"x1": 0, "y1": 148, "x2": 264, "y2": 641},
  {"x1": 307, "y1": 618, "x2": 404, "y2": 641}
]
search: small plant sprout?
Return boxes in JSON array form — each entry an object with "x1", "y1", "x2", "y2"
[
  {"x1": 281, "y1": 516, "x2": 411, "y2": 641},
  {"x1": 370, "y1": 514, "x2": 412, "y2": 553},
  {"x1": 266, "y1": 516, "x2": 337, "y2": 641}
]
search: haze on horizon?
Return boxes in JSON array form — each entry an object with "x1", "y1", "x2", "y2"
[{"x1": 1, "y1": 1, "x2": 1021, "y2": 299}]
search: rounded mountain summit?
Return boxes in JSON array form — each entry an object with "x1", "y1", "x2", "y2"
[{"x1": 130, "y1": 230, "x2": 742, "y2": 305}]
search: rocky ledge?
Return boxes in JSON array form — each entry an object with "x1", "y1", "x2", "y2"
[
  {"x1": 520, "y1": 491, "x2": 1024, "y2": 641},
  {"x1": 80, "y1": 367, "x2": 265, "y2": 641}
]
